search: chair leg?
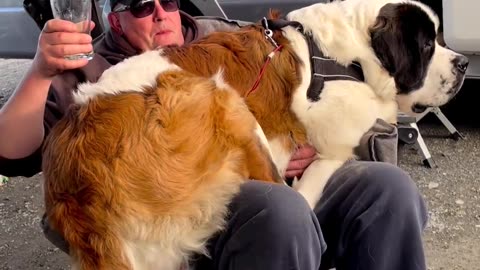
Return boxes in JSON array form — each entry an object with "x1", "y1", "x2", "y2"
[
  {"x1": 410, "y1": 123, "x2": 436, "y2": 168},
  {"x1": 398, "y1": 106, "x2": 460, "y2": 168},
  {"x1": 431, "y1": 107, "x2": 464, "y2": 140}
]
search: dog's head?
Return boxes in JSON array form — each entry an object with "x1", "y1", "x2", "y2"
[{"x1": 370, "y1": 1, "x2": 468, "y2": 114}]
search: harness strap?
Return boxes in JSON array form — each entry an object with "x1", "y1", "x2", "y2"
[
  {"x1": 264, "y1": 19, "x2": 304, "y2": 32},
  {"x1": 248, "y1": 18, "x2": 365, "y2": 101},
  {"x1": 305, "y1": 34, "x2": 365, "y2": 102}
]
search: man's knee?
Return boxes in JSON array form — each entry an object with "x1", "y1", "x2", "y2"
[
  {"x1": 222, "y1": 181, "x2": 325, "y2": 263},
  {"x1": 352, "y1": 162, "x2": 428, "y2": 226},
  {"x1": 361, "y1": 162, "x2": 420, "y2": 200},
  {"x1": 203, "y1": 181, "x2": 324, "y2": 270},
  {"x1": 231, "y1": 181, "x2": 320, "y2": 234}
]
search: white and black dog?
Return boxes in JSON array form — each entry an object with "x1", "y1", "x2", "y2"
[
  {"x1": 280, "y1": 0, "x2": 468, "y2": 206},
  {"x1": 286, "y1": 0, "x2": 468, "y2": 116}
]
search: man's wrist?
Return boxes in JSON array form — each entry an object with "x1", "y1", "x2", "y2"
[{"x1": 30, "y1": 61, "x2": 56, "y2": 82}]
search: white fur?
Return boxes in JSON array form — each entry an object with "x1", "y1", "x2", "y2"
[
  {"x1": 210, "y1": 68, "x2": 232, "y2": 91},
  {"x1": 282, "y1": 0, "x2": 464, "y2": 207},
  {"x1": 268, "y1": 136, "x2": 296, "y2": 178},
  {"x1": 73, "y1": 50, "x2": 181, "y2": 104}
]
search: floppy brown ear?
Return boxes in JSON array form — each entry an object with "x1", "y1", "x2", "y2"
[{"x1": 244, "y1": 139, "x2": 284, "y2": 184}]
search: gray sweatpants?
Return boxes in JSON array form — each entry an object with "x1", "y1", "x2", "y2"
[{"x1": 42, "y1": 160, "x2": 428, "y2": 270}]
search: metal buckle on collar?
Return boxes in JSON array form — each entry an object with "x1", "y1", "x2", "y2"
[{"x1": 262, "y1": 17, "x2": 280, "y2": 48}]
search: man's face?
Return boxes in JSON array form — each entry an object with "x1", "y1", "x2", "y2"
[{"x1": 109, "y1": 0, "x2": 185, "y2": 52}]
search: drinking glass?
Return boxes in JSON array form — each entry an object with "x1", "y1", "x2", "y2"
[{"x1": 50, "y1": 0, "x2": 94, "y2": 60}]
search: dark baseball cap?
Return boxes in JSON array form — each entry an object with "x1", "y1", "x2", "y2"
[
  {"x1": 110, "y1": 0, "x2": 180, "y2": 12},
  {"x1": 110, "y1": 0, "x2": 134, "y2": 11}
]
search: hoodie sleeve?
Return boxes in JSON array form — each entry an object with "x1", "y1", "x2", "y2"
[{"x1": 0, "y1": 149, "x2": 43, "y2": 178}]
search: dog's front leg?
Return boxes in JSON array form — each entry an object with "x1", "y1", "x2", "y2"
[{"x1": 292, "y1": 158, "x2": 345, "y2": 209}]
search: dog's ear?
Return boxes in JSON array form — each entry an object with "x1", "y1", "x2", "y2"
[
  {"x1": 370, "y1": 3, "x2": 435, "y2": 93},
  {"x1": 370, "y1": 14, "x2": 396, "y2": 74}
]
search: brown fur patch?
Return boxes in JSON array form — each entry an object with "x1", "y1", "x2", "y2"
[{"x1": 164, "y1": 23, "x2": 308, "y2": 148}]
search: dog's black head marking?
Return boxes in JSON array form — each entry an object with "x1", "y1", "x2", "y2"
[{"x1": 370, "y1": 3, "x2": 436, "y2": 94}]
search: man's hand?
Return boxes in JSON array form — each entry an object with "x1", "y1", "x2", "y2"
[
  {"x1": 285, "y1": 145, "x2": 317, "y2": 178},
  {"x1": 32, "y1": 19, "x2": 95, "y2": 79}
]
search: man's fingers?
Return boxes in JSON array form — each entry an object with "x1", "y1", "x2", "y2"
[
  {"x1": 55, "y1": 58, "x2": 90, "y2": 71},
  {"x1": 42, "y1": 20, "x2": 95, "y2": 45},
  {"x1": 291, "y1": 145, "x2": 316, "y2": 160},
  {"x1": 45, "y1": 32, "x2": 93, "y2": 45},
  {"x1": 285, "y1": 145, "x2": 317, "y2": 178},
  {"x1": 44, "y1": 19, "x2": 95, "y2": 34},
  {"x1": 49, "y1": 44, "x2": 94, "y2": 58},
  {"x1": 287, "y1": 158, "x2": 314, "y2": 171},
  {"x1": 285, "y1": 169, "x2": 303, "y2": 178}
]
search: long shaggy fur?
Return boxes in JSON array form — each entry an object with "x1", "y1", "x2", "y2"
[{"x1": 43, "y1": 71, "x2": 282, "y2": 270}]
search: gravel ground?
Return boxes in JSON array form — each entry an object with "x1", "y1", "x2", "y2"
[{"x1": 0, "y1": 58, "x2": 479, "y2": 269}]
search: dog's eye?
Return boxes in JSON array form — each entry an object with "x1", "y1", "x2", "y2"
[{"x1": 423, "y1": 41, "x2": 434, "y2": 51}]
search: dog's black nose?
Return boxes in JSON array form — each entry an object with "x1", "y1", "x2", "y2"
[{"x1": 454, "y1": 55, "x2": 469, "y2": 73}]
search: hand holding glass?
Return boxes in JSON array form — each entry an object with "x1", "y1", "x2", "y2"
[{"x1": 50, "y1": 0, "x2": 94, "y2": 60}]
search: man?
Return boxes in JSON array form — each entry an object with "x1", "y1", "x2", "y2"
[{"x1": 0, "y1": 0, "x2": 428, "y2": 269}]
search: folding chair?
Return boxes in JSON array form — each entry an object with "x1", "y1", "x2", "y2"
[
  {"x1": 415, "y1": 107, "x2": 464, "y2": 140},
  {"x1": 397, "y1": 107, "x2": 463, "y2": 168}
]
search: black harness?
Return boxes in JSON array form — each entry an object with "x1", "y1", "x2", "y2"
[
  {"x1": 263, "y1": 19, "x2": 365, "y2": 102},
  {"x1": 305, "y1": 34, "x2": 364, "y2": 101}
]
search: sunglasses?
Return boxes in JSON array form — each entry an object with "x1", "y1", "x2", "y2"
[{"x1": 113, "y1": 0, "x2": 180, "y2": 18}]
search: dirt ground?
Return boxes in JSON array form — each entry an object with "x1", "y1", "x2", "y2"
[
  {"x1": 399, "y1": 125, "x2": 480, "y2": 270},
  {"x1": 0, "y1": 59, "x2": 479, "y2": 269}
]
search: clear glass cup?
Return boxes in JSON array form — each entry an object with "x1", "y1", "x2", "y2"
[{"x1": 50, "y1": 0, "x2": 94, "y2": 60}]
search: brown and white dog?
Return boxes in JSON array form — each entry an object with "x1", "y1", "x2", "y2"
[
  {"x1": 42, "y1": 0, "x2": 468, "y2": 269},
  {"x1": 43, "y1": 70, "x2": 284, "y2": 270}
]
